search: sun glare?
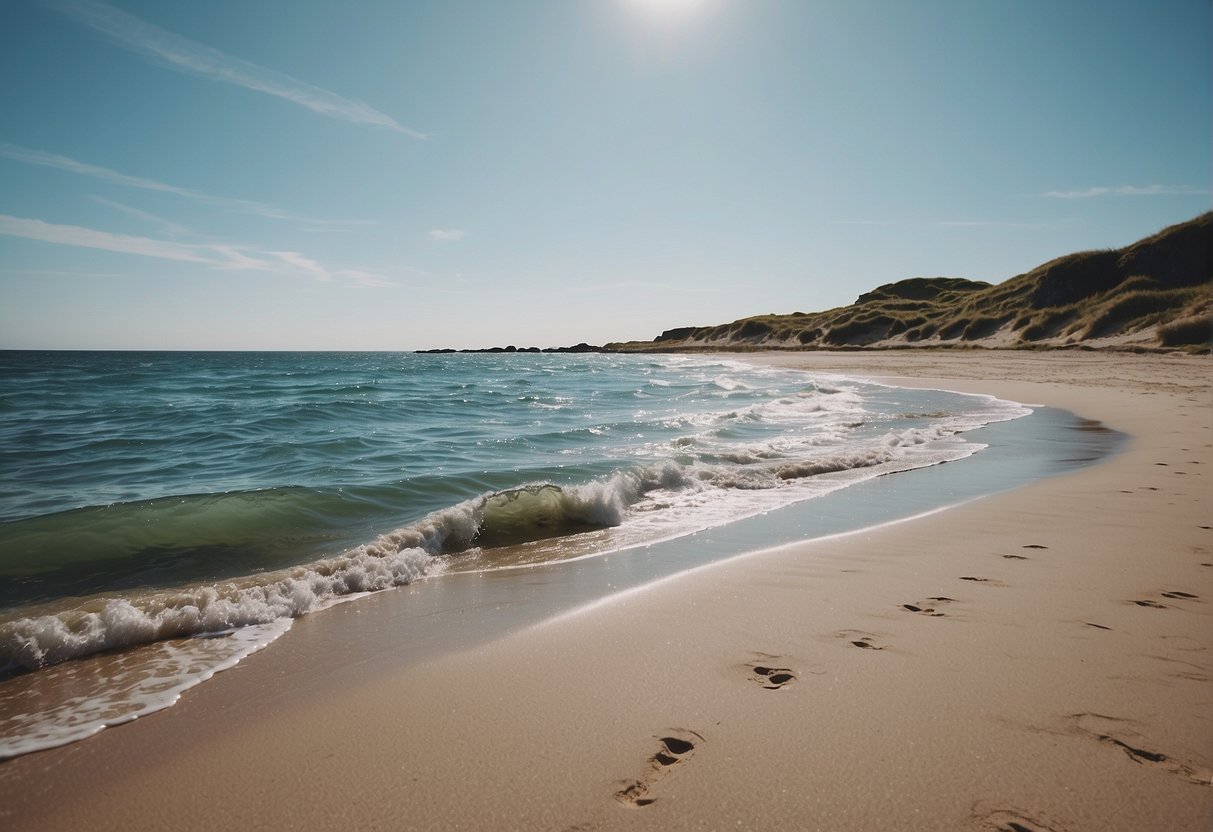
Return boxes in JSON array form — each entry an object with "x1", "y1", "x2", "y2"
[{"x1": 627, "y1": 0, "x2": 710, "y2": 18}]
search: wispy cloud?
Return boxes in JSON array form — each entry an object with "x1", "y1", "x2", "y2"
[
  {"x1": 90, "y1": 195, "x2": 192, "y2": 236},
  {"x1": 0, "y1": 214, "x2": 216, "y2": 264},
  {"x1": 0, "y1": 213, "x2": 395, "y2": 287},
  {"x1": 429, "y1": 228, "x2": 467, "y2": 242},
  {"x1": 1039, "y1": 184, "x2": 1209, "y2": 199},
  {"x1": 2, "y1": 142, "x2": 198, "y2": 197},
  {"x1": 44, "y1": 0, "x2": 427, "y2": 138},
  {"x1": 268, "y1": 250, "x2": 331, "y2": 281},
  {"x1": 0, "y1": 142, "x2": 372, "y2": 226}
]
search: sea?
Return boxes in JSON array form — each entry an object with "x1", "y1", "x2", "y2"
[{"x1": 0, "y1": 350, "x2": 1120, "y2": 759}]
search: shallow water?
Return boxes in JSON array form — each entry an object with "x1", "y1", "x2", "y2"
[{"x1": 0, "y1": 351, "x2": 1120, "y2": 758}]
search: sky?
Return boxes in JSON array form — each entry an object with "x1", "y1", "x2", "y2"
[{"x1": 0, "y1": 0, "x2": 1209, "y2": 350}]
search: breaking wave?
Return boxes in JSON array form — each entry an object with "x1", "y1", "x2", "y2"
[
  {"x1": 0, "y1": 353, "x2": 1043, "y2": 759},
  {"x1": 0, "y1": 419, "x2": 983, "y2": 676}
]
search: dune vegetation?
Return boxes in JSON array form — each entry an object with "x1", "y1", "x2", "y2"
[{"x1": 609, "y1": 213, "x2": 1211, "y2": 353}]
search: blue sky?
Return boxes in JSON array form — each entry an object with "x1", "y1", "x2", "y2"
[{"x1": 1, "y1": 0, "x2": 1209, "y2": 350}]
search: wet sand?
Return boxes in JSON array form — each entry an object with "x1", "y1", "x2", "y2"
[{"x1": 1, "y1": 351, "x2": 1209, "y2": 831}]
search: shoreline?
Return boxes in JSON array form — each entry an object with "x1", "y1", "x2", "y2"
[
  {"x1": 1, "y1": 351, "x2": 1209, "y2": 831},
  {"x1": 1, "y1": 366, "x2": 1082, "y2": 761}
]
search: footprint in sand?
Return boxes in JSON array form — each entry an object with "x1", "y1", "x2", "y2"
[
  {"x1": 748, "y1": 663, "x2": 797, "y2": 689},
  {"x1": 1022, "y1": 544, "x2": 1049, "y2": 550},
  {"x1": 1066, "y1": 713, "x2": 1213, "y2": 786},
  {"x1": 902, "y1": 596, "x2": 955, "y2": 617},
  {"x1": 972, "y1": 805, "x2": 1070, "y2": 832},
  {"x1": 834, "y1": 629, "x2": 886, "y2": 650},
  {"x1": 960, "y1": 576, "x2": 1008, "y2": 586},
  {"x1": 1160, "y1": 590, "x2": 1199, "y2": 600},
  {"x1": 1002, "y1": 554, "x2": 1029, "y2": 560},
  {"x1": 615, "y1": 730, "x2": 703, "y2": 808},
  {"x1": 742, "y1": 652, "x2": 817, "y2": 688},
  {"x1": 1130, "y1": 599, "x2": 1168, "y2": 609}
]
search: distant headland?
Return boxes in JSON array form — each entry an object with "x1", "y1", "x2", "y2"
[
  {"x1": 418, "y1": 212, "x2": 1211, "y2": 355},
  {"x1": 415, "y1": 342, "x2": 603, "y2": 355}
]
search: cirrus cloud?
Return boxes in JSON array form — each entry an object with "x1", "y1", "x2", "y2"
[
  {"x1": 0, "y1": 213, "x2": 395, "y2": 287},
  {"x1": 43, "y1": 0, "x2": 428, "y2": 138},
  {"x1": 0, "y1": 142, "x2": 373, "y2": 227}
]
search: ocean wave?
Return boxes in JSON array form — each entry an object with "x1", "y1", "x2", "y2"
[
  {"x1": 0, "y1": 366, "x2": 1030, "y2": 680},
  {"x1": 711, "y1": 375, "x2": 750, "y2": 391},
  {"x1": 2, "y1": 422, "x2": 1018, "y2": 678},
  {"x1": 0, "y1": 544, "x2": 434, "y2": 673},
  {"x1": 0, "y1": 465, "x2": 690, "y2": 673}
]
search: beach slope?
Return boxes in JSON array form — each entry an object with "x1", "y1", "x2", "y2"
[{"x1": 0, "y1": 351, "x2": 1209, "y2": 831}]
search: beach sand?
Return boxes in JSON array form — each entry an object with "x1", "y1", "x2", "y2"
[{"x1": 1, "y1": 351, "x2": 1209, "y2": 831}]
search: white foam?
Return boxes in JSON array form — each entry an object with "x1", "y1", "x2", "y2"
[
  {"x1": 0, "y1": 619, "x2": 291, "y2": 759},
  {"x1": 0, "y1": 546, "x2": 434, "y2": 673}
]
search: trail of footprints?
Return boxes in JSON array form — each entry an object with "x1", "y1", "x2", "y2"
[
  {"x1": 615, "y1": 539, "x2": 1211, "y2": 813},
  {"x1": 615, "y1": 655, "x2": 805, "y2": 808},
  {"x1": 899, "y1": 546, "x2": 1036, "y2": 616}
]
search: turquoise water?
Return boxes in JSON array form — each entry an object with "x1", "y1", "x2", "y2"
[{"x1": 1, "y1": 350, "x2": 1106, "y2": 758}]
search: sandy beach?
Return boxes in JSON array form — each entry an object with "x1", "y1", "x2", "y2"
[{"x1": 1, "y1": 350, "x2": 1209, "y2": 832}]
